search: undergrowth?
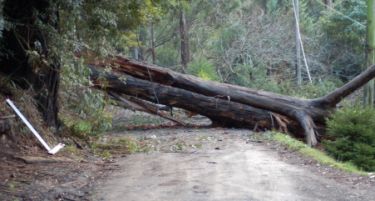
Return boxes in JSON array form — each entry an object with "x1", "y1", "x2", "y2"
[
  {"x1": 60, "y1": 110, "x2": 112, "y2": 140},
  {"x1": 324, "y1": 106, "x2": 375, "y2": 172},
  {"x1": 269, "y1": 132, "x2": 366, "y2": 175},
  {"x1": 91, "y1": 137, "x2": 151, "y2": 159}
]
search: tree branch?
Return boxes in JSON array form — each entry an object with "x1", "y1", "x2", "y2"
[{"x1": 314, "y1": 65, "x2": 375, "y2": 107}]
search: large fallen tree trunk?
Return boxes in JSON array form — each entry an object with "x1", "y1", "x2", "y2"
[
  {"x1": 82, "y1": 51, "x2": 375, "y2": 146},
  {"x1": 91, "y1": 68, "x2": 275, "y2": 130},
  {"x1": 109, "y1": 92, "x2": 187, "y2": 126}
]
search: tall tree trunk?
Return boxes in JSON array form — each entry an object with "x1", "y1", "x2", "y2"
[
  {"x1": 0, "y1": 0, "x2": 60, "y2": 130},
  {"x1": 131, "y1": 47, "x2": 140, "y2": 61},
  {"x1": 294, "y1": 0, "x2": 302, "y2": 86},
  {"x1": 365, "y1": 0, "x2": 375, "y2": 106},
  {"x1": 150, "y1": 22, "x2": 156, "y2": 64},
  {"x1": 138, "y1": 27, "x2": 147, "y2": 61},
  {"x1": 179, "y1": 8, "x2": 190, "y2": 72}
]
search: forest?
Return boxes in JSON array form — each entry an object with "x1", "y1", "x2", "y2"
[{"x1": 0, "y1": 0, "x2": 375, "y2": 200}]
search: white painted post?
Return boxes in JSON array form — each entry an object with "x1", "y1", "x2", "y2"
[{"x1": 6, "y1": 99, "x2": 64, "y2": 154}]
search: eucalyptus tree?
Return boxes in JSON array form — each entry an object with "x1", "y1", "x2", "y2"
[
  {"x1": 294, "y1": 0, "x2": 303, "y2": 86},
  {"x1": 365, "y1": 0, "x2": 375, "y2": 106}
]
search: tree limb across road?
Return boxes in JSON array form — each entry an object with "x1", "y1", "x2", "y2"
[{"x1": 81, "y1": 51, "x2": 375, "y2": 146}]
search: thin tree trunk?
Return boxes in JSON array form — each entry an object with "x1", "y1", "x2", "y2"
[
  {"x1": 179, "y1": 8, "x2": 190, "y2": 72},
  {"x1": 364, "y1": 0, "x2": 375, "y2": 106},
  {"x1": 0, "y1": 119, "x2": 11, "y2": 133},
  {"x1": 294, "y1": 0, "x2": 302, "y2": 86},
  {"x1": 138, "y1": 27, "x2": 147, "y2": 61},
  {"x1": 109, "y1": 92, "x2": 186, "y2": 126},
  {"x1": 150, "y1": 22, "x2": 156, "y2": 64}
]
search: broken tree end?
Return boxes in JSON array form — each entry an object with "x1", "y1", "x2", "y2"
[{"x1": 297, "y1": 113, "x2": 318, "y2": 147}]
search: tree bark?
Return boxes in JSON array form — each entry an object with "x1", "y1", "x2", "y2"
[
  {"x1": 83, "y1": 51, "x2": 375, "y2": 146},
  {"x1": 179, "y1": 8, "x2": 190, "y2": 72},
  {"x1": 109, "y1": 92, "x2": 186, "y2": 126},
  {"x1": 364, "y1": 0, "x2": 375, "y2": 106},
  {"x1": 0, "y1": 119, "x2": 11, "y2": 133},
  {"x1": 294, "y1": 0, "x2": 302, "y2": 86},
  {"x1": 150, "y1": 22, "x2": 156, "y2": 64},
  {"x1": 90, "y1": 68, "x2": 275, "y2": 130}
]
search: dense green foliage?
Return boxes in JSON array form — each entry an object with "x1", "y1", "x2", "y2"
[
  {"x1": 0, "y1": 0, "x2": 371, "y2": 135},
  {"x1": 324, "y1": 107, "x2": 375, "y2": 171},
  {"x1": 320, "y1": 0, "x2": 366, "y2": 81},
  {"x1": 57, "y1": 0, "x2": 169, "y2": 132},
  {"x1": 187, "y1": 57, "x2": 219, "y2": 81},
  {"x1": 131, "y1": 0, "x2": 366, "y2": 98},
  {"x1": 0, "y1": 0, "x2": 366, "y2": 94}
]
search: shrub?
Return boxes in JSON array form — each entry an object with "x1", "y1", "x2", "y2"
[
  {"x1": 155, "y1": 45, "x2": 179, "y2": 67},
  {"x1": 293, "y1": 79, "x2": 342, "y2": 98},
  {"x1": 187, "y1": 57, "x2": 219, "y2": 81},
  {"x1": 71, "y1": 120, "x2": 93, "y2": 138},
  {"x1": 234, "y1": 64, "x2": 283, "y2": 94},
  {"x1": 324, "y1": 106, "x2": 375, "y2": 171}
]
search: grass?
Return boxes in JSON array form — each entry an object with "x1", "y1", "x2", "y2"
[
  {"x1": 270, "y1": 132, "x2": 367, "y2": 175},
  {"x1": 171, "y1": 141, "x2": 186, "y2": 151},
  {"x1": 62, "y1": 145, "x2": 82, "y2": 156},
  {"x1": 63, "y1": 145, "x2": 81, "y2": 154},
  {"x1": 7, "y1": 181, "x2": 17, "y2": 192},
  {"x1": 91, "y1": 136, "x2": 151, "y2": 159},
  {"x1": 111, "y1": 114, "x2": 167, "y2": 132},
  {"x1": 193, "y1": 143, "x2": 203, "y2": 149}
]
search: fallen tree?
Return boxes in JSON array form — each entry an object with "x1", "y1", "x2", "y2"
[
  {"x1": 109, "y1": 92, "x2": 187, "y2": 126},
  {"x1": 82, "y1": 51, "x2": 375, "y2": 146},
  {"x1": 91, "y1": 68, "x2": 274, "y2": 129}
]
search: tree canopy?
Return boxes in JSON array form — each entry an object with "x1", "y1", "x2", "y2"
[{"x1": 0, "y1": 0, "x2": 372, "y2": 133}]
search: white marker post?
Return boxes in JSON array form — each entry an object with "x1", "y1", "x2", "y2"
[{"x1": 6, "y1": 99, "x2": 65, "y2": 155}]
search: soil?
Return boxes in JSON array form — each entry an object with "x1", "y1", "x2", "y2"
[
  {"x1": 1, "y1": 109, "x2": 374, "y2": 201},
  {"x1": 0, "y1": 147, "x2": 108, "y2": 201},
  {"x1": 93, "y1": 128, "x2": 375, "y2": 201}
]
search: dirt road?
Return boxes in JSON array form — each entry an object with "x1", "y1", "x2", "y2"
[{"x1": 94, "y1": 129, "x2": 375, "y2": 201}]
